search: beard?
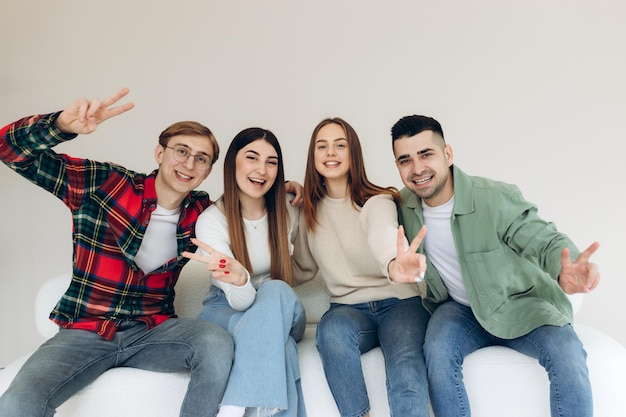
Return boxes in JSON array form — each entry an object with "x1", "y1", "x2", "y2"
[{"x1": 408, "y1": 170, "x2": 449, "y2": 204}]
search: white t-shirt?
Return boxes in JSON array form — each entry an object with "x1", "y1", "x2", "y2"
[
  {"x1": 422, "y1": 196, "x2": 469, "y2": 306},
  {"x1": 135, "y1": 204, "x2": 181, "y2": 274}
]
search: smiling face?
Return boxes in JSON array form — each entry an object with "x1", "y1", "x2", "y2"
[
  {"x1": 235, "y1": 138, "x2": 279, "y2": 201},
  {"x1": 313, "y1": 123, "x2": 350, "y2": 184},
  {"x1": 393, "y1": 130, "x2": 454, "y2": 207},
  {"x1": 154, "y1": 134, "x2": 214, "y2": 208}
]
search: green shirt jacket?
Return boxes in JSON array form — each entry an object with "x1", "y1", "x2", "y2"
[{"x1": 398, "y1": 165, "x2": 580, "y2": 339}]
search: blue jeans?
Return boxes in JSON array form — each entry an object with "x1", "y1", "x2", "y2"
[
  {"x1": 199, "y1": 280, "x2": 307, "y2": 417},
  {"x1": 424, "y1": 300, "x2": 592, "y2": 417},
  {"x1": 315, "y1": 296, "x2": 430, "y2": 417},
  {"x1": 0, "y1": 318, "x2": 234, "y2": 417}
]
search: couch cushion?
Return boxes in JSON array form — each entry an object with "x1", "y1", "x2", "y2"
[{"x1": 34, "y1": 274, "x2": 70, "y2": 339}]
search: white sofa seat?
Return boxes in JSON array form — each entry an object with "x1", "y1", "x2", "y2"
[{"x1": 1, "y1": 261, "x2": 626, "y2": 416}]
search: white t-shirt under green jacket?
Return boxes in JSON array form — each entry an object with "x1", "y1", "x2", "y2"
[{"x1": 293, "y1": 193, "x2": 423, "y2": 305}]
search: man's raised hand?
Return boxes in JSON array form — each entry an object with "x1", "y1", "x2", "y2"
[
  {"x1": 56, "y1": 87, "x2": 135, "y2": 135},
  {"x1": 559, "y1": 242, "x2": 601, "y2": 294}
]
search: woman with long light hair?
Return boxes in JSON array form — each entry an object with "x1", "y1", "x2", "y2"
[{"x1": 293, "y1": 118, "x2": 430, "y2": 417}]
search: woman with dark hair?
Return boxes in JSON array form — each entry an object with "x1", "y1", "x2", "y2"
[
  {"x1": 184, "y1": 128, "x2": 306, "y2": 417},
  {"x1": 293, "y1": 118, "x2": 430, "y2": 417}
]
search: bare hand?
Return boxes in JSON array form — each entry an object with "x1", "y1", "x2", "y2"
[
  {"x1": 559, "y1": 242, "x2": 601, "y2": 294},
  {"x1": 182, "y1": 238, "x2": 248, "y2": 286},
  {"x1": 56, "y1": 87, "x2": 135, "y2": 135},
  {"x1": 285, "y1": 181, "x2": 303, "y2": 207},
  {"x1": 388, "y1": 225, "x2": 428, "y2": 284}
]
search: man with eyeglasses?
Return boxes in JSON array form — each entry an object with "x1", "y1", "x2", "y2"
[{"x1": 0, "y1": 88, "x2": 239, "y2": 417}]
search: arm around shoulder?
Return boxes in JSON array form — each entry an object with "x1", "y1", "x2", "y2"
[
  {"x1": 290, "y1": 207, "x2": 319, "y2": 286},
  {"x1": 361, "y1": 194, "x2": 402, "y2": 275}
]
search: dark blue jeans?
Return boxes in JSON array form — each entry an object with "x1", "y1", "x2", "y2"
[
  {"x1": 424, "y1": 300, "x2": 592, "y2": 417},
  {"x1": 316, "y1": 296, "x2": 430, "y2": 417}
]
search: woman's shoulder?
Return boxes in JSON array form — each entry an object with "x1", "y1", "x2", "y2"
[
  {"x1": 367, "y1": 193, "x2": 394, "y2": 202},
  {"x1": 197, "y1": 199, "x2": 226, "y2": 224},
  {"x1": 195, "y1": 199, "x2": 231, "y2": 245},
  {"x1": 363, "y1": 193, "x2": 395, "y2": 209},
  {"x1": 359, "y1": 193, "x2": 398, "y2": 224}
]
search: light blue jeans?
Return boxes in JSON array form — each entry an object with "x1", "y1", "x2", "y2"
[
  {"x1": 315, "y1": 296, "x2": 430, "y2": 417},
  {"x1": 198, "y1": 280, "x2": 307, "y2": 417},
  {"x1": 0, "y1": 318, "x2": 234, "y2": 417},
  {"x1": 424, "y1": 300, "x2": 592, "y2": 417}
]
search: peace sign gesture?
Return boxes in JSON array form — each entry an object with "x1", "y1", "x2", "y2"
[
  {"x1": 56, "y1": 87, "x2": 135, "y2": 135},
  {"x1": 182, "y1": 238, "x2": 249, "y2": 286},
  {"x1": 388, "y1": 225, "x2": 428, "y2": 284},
  {"x1": 558, "y1": 242, "x2": 601, "y2": 294}
]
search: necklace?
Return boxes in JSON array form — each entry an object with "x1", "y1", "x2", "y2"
[
  {"x1": 249, "y1": 218, "x2": 262, "y2": 229},
  {"x1": 245, "y1": 212, "x2": 266, "y2": 229}
]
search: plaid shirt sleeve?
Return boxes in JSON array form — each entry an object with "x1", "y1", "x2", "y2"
[{"x1": 0, "y1": 112, "x2": 112, "y2": 210}]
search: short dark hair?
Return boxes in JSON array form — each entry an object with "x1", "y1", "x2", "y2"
[{"x1": 391, "y1": 115, "x2": 444, "y2": 142}]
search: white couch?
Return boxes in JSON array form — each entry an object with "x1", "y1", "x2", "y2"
[{"x1": 1, "y1": 261, "x2": 626, "y2": 417}]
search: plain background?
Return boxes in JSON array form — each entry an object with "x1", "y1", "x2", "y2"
[{"x1": 1, "y1": 0, "x2": 625, "y2": 367}]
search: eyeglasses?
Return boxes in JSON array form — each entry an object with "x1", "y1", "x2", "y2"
[{"x1": 164, "y1": 145, "x2": 212, "y2": 171}]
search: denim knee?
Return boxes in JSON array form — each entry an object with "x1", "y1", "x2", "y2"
[
  {"x1": 258, "y1": 280, "x2": 306, "y2": 341},
  {"x1": 316, "y1": 313, "x2": 353, "y2": 349},
  {"x1": 0, "y1": 388, "x2": 51, "y2": 417},
  {"x1": 195, "y1": 322, "x2": 234, "y2": 360}
]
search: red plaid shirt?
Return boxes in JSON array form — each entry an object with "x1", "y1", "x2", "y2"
[{"x1": 0, "y1": 112, "x2": 211, "y2": 340}]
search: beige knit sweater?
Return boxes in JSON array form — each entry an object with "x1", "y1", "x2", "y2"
[{"x1": 292, "y1": 193, "x2": 423, "y2": 305}]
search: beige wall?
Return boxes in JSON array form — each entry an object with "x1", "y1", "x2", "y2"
[{"x1": 1, "y1": 0, "x2": 625, "y2": 366}]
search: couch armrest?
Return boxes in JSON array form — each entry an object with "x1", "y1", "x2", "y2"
[{"x1": 34, "y1": 273, "x2": 70, "y2": 339}]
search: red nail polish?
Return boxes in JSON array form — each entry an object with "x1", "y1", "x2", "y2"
[
  {"x1": 224, "y1": 271, "x2": 230, "y2": 275},
  {"x1": 220, "y1": 259, "x2": 226, "y2": 264},
  {"x1": 219, "y1": 264, "x2": 225, "y2": 269}
]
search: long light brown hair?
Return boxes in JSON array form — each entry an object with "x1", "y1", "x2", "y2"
[
  {"x1": 222, "y1": 127, "x2": 294, "y2": 285},
  {"x1": 303, "y1": 118, "x2": 399, "y2": 231}
]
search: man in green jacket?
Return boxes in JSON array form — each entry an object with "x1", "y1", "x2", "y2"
[{"x1": 390, "y1": 114, "x2": 600, "y2": 417}]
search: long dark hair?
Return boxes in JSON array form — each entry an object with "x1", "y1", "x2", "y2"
[{"x1": 222, "y1": 128, "x2": 294, "y2": 285}]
